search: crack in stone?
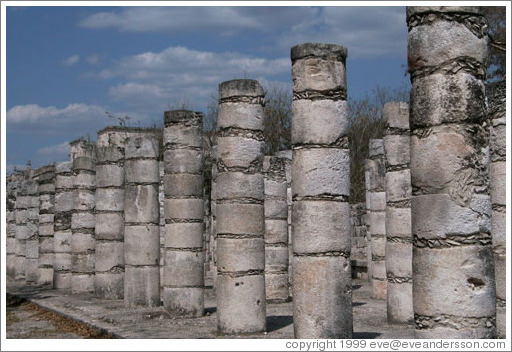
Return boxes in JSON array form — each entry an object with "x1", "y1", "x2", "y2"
[
  {"x1": 410, "y1": 56, "x2": 486, "y2": 80},
  {"x1": 217, "y1": 270, "x2": 264, "y2": 278},
  {"x1": 216, "y1": 233, "x2": 263, "y2": 239},
  {"x1": 293, "y1": 88, "x2": 347, "y2": 101},
  {"x1": 219, "y1": 96, "x2": 264, "y2": 105},
  {"x1": 216, "y1": 158, "x2": 262, "y2": 174},
  {"x1": 413, "y1": 232, "x2": 492, "y2": 248},
  {"x1": 293, "y1": 194, "x2": 350, "y2": 202},
  {"x1": 165, "y1": 247, "x2": 203, "y2": 252},
  {"x1": 387, "y1": 274, "x2": 413, "y2": 283},
  {"x1": 217, "y1": 197, "x2": 263, "y2": 205},
  {"x1": 387, "y1": 199, "x2": 412, "y2": 208},
  {"x1": 407, "y1": 11, "x2": 488, "y2": 38},
  {"x1": 294, "y1": 251, "x2": 350, "y2": 259},
  {"x1": 165, "y1": 219, "x2": 203, "y2": 224},
  {"x1": 387, "y1": 236, "x2": 413, "y2": 244},
  {"x1": 293, "y1": 136, "x2": 350, "y2": 150},
  {"x1": 217, "y1": 127, "x2": 265, "y2": 141},
  {"x1": 164, "y1": 144, "x2": 202, "y2": 151}
]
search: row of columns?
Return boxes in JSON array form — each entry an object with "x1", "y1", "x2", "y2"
[{"x1": 5, "y1": 6, "x2": 503, "y2": 339}]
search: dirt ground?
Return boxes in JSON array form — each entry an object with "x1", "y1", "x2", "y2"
[{"x1": 6, "y1": 294, "x2": 115, "y2": 339}]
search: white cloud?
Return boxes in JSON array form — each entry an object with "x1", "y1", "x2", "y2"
[
  {"x1": 37, "y1": 142, "x2": 70, "y2": 157},
  {"x1": 94, "y1": 46, "x2": 290, "y2": 112},
  {"x1": 79, "y1": 6, "x2": 406, "y2": 59},
  {"x1": 63, "y1": 54, "x2": 80, "y2": 66},
  {"x1": 86, "y1": 54, "x2": 101, "y2": 64},
  {"x1": 79, "y1": 7, "x2": 314, "y2": 35},
  {"x1": 7, "y1": 103, "x2": 104, "y2": 124},
  {"x1": 274, "y1": 7, "x2": 407, "y2": 59}
]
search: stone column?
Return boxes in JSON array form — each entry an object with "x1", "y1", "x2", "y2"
[
  {"x1": 216, "y1": 79, "x2": 266, "y2": 334},
  {"x1": 408, "y1": 6, "x2": 495, "y2": 338},
  {"x1": 488, "y1": 80, "x2": 506, "y2": 338},
  {"x1": 14, "y1": 175, "x2": 29, "y2": 281},
  {"x1": 25, "y1": 177, "x2": 40, "y2": 284},
  {"x1": 54, "y1": 161, "x2": 74, "y2": 289},
  {"x1": 159, "y1": 161, "x2": 165, "y2": 298},
  {"x1": 35, "y1": 165, "x2": 56, "y2": 286},
  {"x1": 275, "y1": 149, "x2": 293, "y2": 298},
  {"x1": 124, "y1": 133, "x2": 160, "y2": 307},
  {"x1": 263, "y1": 156, "x2": 289, "y2": 302},
  {"x1": 95, "y1": 128, "x2": 126, "y2": 299},
  {"x1": 71, "y1": 155, "x2": 96, "y2": 293},
  {"x1": 291, "y1": 43, "x2": 352, "y2": 339},
  {"x1": 365, "y1": 139, "x2": 387, "y2": 300},
  {"x1": 383, "y1": 102, "x2": 413, "y2": 323},
  {"x1": 210, "y1": 145, "x2": 218, "y2": 290},
  {"x1": 6, "y1": 176, "x2": 19, "y2": 279},
  {"x1": 162, "y1": 110, "x2": 204, "y2": 317}
]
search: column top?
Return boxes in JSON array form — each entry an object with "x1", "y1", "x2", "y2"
[
  {"x1": 291, "y1": 43, "x2": 347, "y2": 62},
  {"x1": 164, "y1": 110, "x2": 203, "y2": 124},
  {"x1": 406, "y1": 6, "x2": 483, "y2": 19},
  {"x1": 219, "y1": 79, "x2": 264, "y2": 99}
]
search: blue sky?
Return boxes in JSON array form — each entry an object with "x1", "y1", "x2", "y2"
[{"x1": 3, "y1": 3, "x2": 412, "y2": 172}]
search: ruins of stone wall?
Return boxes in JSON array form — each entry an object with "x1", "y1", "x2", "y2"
[
  {"x1": 488, "y1": 79, "x2": 506, "y2": 338},
  {"x1": 14, "y1": 173, "x2": 29, "y2": 281},
  {"x1": 162, "y1": 110, "x2": 205, "y2": 316},
  {"x1": 365, "y1": 139, "x2": 387, "y2": 300},
  {"x1": 291, "y1": 43, "x2": 352, "y2": 339},
  {"x1": 383, "y1": 102, "x2": 413, "y2": 323},
  {"x1": 408, "y1": 6, "x2": 496, "y2": 338},
  {"x1": 216, "y1": 79, "x2": 267, "y2": 334}
]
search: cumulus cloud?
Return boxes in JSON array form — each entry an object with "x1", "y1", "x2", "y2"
[
  {"x1": 63, "y1": 54, "x2": 80, "y2": 66},
  {"x1": 93, "y1": 46, "x2": 290, "y2": 111},
  {"x1": 274, "y1": 7, "x2": 407, "y2": 58},
  {"x1": 86, "y1": 54, "x2": 101, "y2": 64},
  {"x1": 5, "y1": 103, "x2": 119, "y2": 137},
  {"x1": 79, "y1": 6, "x2": 406, "y2": 59},
  {"x1": 37, "y1": 142, "x2": 70, "y2": 157},
  {"x1": 79, "y1": 6, "x2": 315, "y2": 35}
]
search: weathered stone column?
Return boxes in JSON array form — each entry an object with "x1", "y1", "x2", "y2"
[
  {"x1": 274, "y1": 149, "x2": 293, "y2": 298},
  {"x1": 291, "y1": 43, "x2": 352, "y2": 339},
  {"x1": 408, "y1": 6, "x2": 496, "y2": 338},
  {"x1": 6, "y1": 176, "x2": 20, "y2": 279},
  {"x1": 35, "y1": 164, "x2": 56, "y2": 286},
  {"x1": 210, "y1": 145, "x2": 218, "y2": 290},
  {"x1": 159, "y1": 161, "x2": 165, "y2": 298},
  {"x1": 216, "y1": 79, "x2": 266, "y2": 334},
  {"x1": 54, "y1": 161, "x2": 74, "y2": 289},
  {"x1": 383, "y1": 102, "x2": 413, "y2": 323},
  {"x1": 263, "y1": 156, "x2": 289, "y2": 302},
  {"x1": 162, "y1": 110, "x2": 204, "y2": 317},
  {"x1": 14, "y1": 175, "x2": 29, "y2": 281},
  {"x1": 71, "y1": 154, "x2": 96, "y2": 293},
  {"x1": 25, "y1": 178, "x2": 40, "y2": 284},
  {"x1": 124, "y1": 133, "x2": 160, "y2": 307},
  {"x1": 488, "y1": 80, "x2": 506, "y2": 338},
  {"x1": 95, "y1": 128, "x2": 126, "y2": 299},
  {"x1": 365, "y1": 139, "x2": 387, "y2": 300}
]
